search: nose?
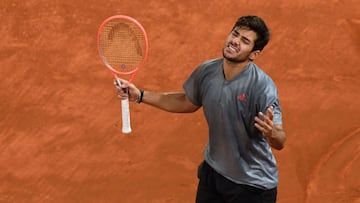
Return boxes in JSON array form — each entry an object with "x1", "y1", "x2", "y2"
[{"x1": 230, "y1": 36, "x2": 240, "y2": 46}]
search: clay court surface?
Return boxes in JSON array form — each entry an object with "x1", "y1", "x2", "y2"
[{"x1": 1, "y1": 0, "x2": 360, "y2": 202}]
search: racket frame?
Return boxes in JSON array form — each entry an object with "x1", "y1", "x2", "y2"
[{"x1": 97, "y1": 15, "x2": 149, "y2": 134}]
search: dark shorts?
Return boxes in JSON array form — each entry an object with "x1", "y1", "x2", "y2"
[{"x1": 196, "y1": 161, "x2": 277, "y2": 203}]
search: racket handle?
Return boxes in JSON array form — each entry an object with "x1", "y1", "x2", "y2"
[{"x1": 121, "y1": 98, "x2": 132, "y2": 134}]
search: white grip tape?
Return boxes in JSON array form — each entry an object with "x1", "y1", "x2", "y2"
[{"x1": 121, "y1": 98, "x2": 132, "y2": 134}]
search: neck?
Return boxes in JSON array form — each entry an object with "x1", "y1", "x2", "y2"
[{"x1": 223, "y1": 59, "x2": 251, "y2": 80}]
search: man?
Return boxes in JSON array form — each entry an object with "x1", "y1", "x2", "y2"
[{"x1": 116, "y1": 15, "x2": 286, "y2": 203}]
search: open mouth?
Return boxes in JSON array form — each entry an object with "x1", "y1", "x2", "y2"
[{"x1": 226, "y1": 44, "x2": 239, "y2": 54}]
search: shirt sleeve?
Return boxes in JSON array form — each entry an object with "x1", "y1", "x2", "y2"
[
  {"x1": 271, "y1": 99, "x2": 283, "y2": 125},
  {"x1": 257, "y1": 76, "x2": 283, "y2": 125},
  {"x1": 183, "y1": 65, "x2": 204, "y2": 107}
]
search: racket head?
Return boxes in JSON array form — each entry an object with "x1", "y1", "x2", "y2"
[{"x1": 97, "y1": 15, "x2": 149, "y2": 78}]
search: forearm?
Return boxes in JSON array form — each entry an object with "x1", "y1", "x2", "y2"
[
  {"x1": 265, "y1": 126, "x2": 286, "y2": 150},
  {"x1": 141, "y1": 90, "x2": 199, "y2": 113},
  {"x1": 114, "y1": 78, "x2": 200, "y2": 113}
]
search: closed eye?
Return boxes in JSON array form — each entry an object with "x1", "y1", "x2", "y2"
[
  {"x1": 231, "y1": 30, "x2": 251, "y2": 45},
  {"x1": 241, "y1": 36, "x2": 251, "y2": 45},
  {"x1": 232, "y1": 30, "x2": 239, "y2": 37}
]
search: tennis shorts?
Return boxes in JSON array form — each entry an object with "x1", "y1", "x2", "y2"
[{"x1": 196, "y1": 161, "x2": 277, "y2": 203}]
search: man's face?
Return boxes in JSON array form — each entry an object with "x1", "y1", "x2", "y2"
[{"x1": 222, "y1": 26, "x2": 258, "y2": 63}]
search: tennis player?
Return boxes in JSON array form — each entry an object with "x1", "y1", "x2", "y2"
[{"x1": 116, "y1": 15, "x2": 286, "y2": 203}]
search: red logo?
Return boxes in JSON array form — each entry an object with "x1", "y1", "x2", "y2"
[{"x1": 237, "y1": 93, "x2": 247, "y2": 102}]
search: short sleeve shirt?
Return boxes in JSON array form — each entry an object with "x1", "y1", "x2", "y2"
[{"x1": 183, "y1": 58, "x2": 283, "y2": 189}]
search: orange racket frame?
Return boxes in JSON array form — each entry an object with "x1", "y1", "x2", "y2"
[{"x1": 97, "y1": 15, "x2": 149, "y2": 134}]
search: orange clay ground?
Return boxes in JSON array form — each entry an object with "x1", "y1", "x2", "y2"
[{"x1": 1, "y1": 0, "x2": 359, "y2": 202}]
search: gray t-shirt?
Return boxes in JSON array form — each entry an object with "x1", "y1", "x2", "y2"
[{"x1": 183, "y1": 58, "x2": 282, "y2": 189}]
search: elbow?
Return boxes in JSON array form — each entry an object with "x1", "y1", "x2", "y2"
[
  {"x1": 273, "y1": 135, "x2": 286, "y2": 150},
  {"x1": 271, "y1": 128, "x2": 286, "y2": 150},
  {"x1": 178, "y1": 104, "x2": 201, "y2": 113},
  {"x1": 273, "y1": 143, "x2": 285, "y2": 150}
]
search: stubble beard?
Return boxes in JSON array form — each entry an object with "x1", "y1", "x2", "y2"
[{"x1": 222, "y1": 48, "x2": 248, "y2": 63}]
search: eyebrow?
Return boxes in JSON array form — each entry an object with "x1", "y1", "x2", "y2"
[{"x1": 233, "y1": 29, "x2": 251, "y2": 43}]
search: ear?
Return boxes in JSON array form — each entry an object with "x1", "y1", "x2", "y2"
[{"x1": 249, "y1": 50, "x2": 261, "y2": 61}]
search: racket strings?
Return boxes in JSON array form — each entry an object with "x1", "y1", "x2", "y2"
[{"x1": 99, "y1": 20, "x2": 145, "y2": 73}]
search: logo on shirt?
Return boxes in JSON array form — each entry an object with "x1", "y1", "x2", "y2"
[{"x1": 237, "y1": 93, "x2": 247, "y2": 102}]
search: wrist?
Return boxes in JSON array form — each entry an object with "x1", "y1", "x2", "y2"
[{"x1": 135, "y1": 89, "x2": 144, "y2": 103}]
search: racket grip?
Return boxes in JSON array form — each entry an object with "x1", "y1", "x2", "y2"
[{"x1": 121, "y1": 98, "x2": 132, "y2": 134}]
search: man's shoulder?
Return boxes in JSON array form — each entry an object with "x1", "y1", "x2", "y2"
[
  {"x1": 201, "y1": 58, "x2": 223, "y2": 67},
  {"x1": 194, "y1": 58, "x2": 223, "y2": 74},
  {"x1": 250, "y1": 63, "x2": 268, "y2": 76},
  {"x1": 250, "y1": 63, "x2": 275, "y2": 84}
]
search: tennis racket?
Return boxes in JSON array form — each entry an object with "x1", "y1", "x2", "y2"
[{"x1": 97, "y1": 15, "x2": 149, "y2": 134}]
